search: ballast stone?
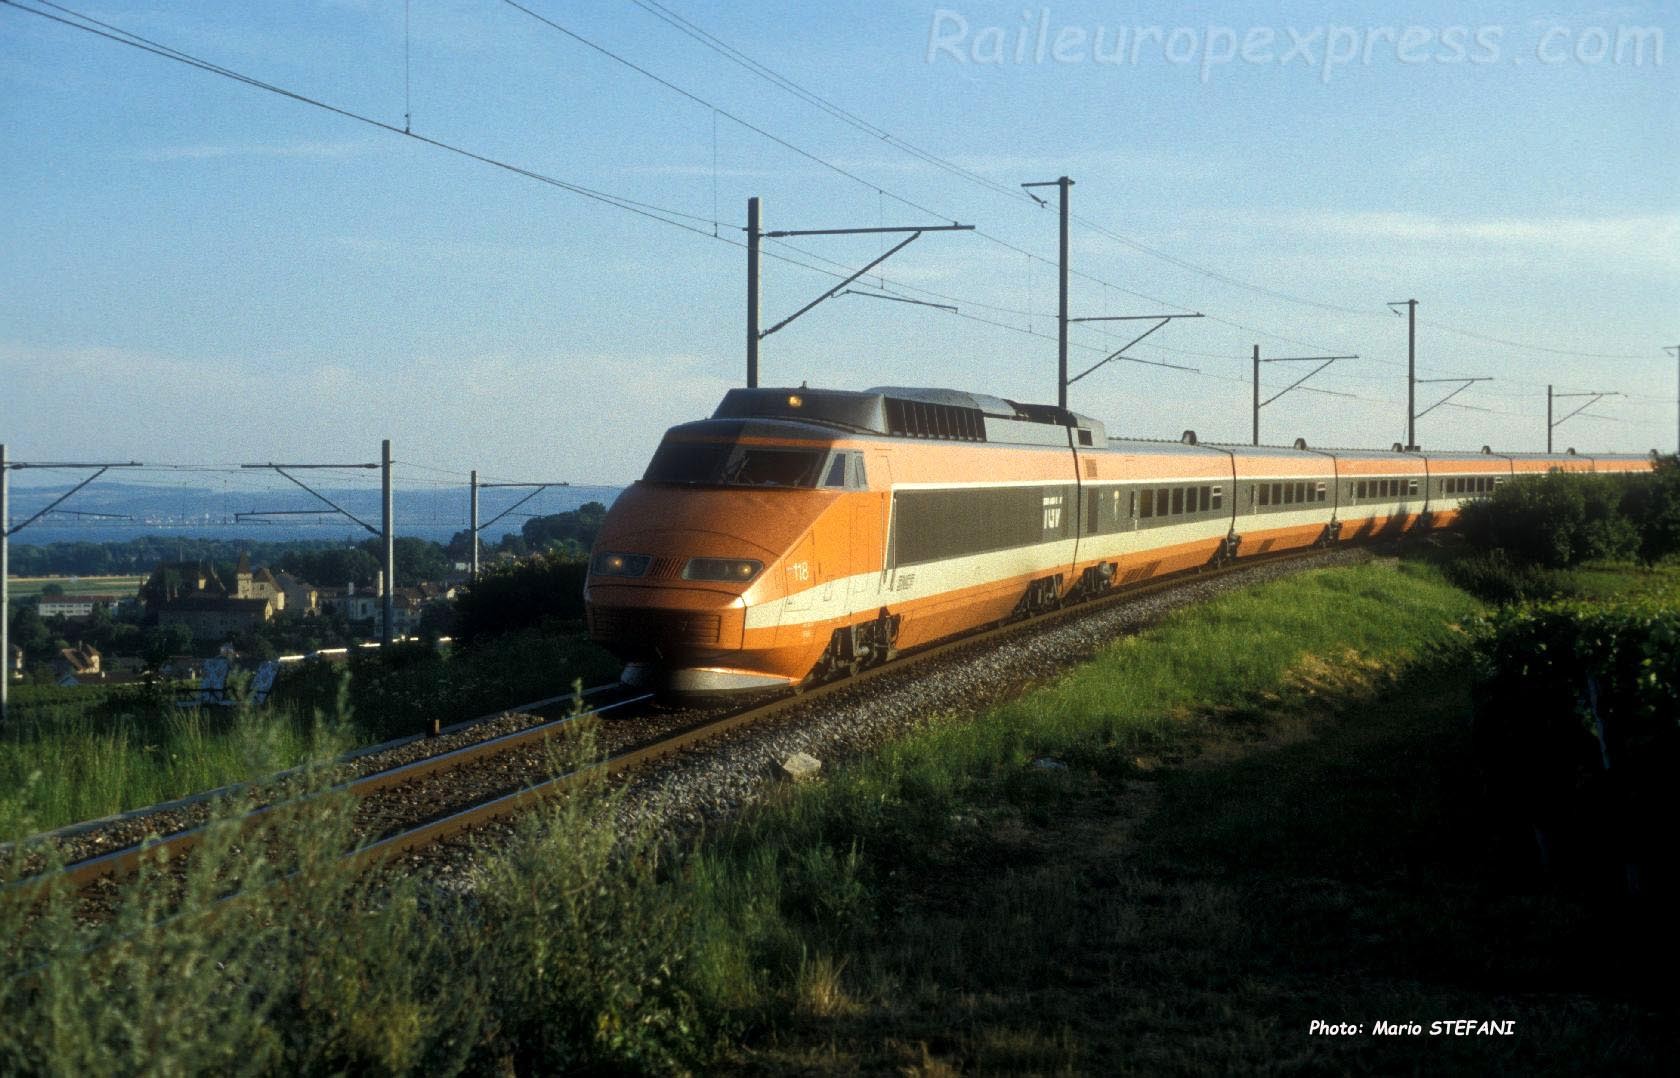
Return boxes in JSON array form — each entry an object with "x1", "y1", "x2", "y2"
[{"x1": 778, "y1": 752, "x2": 822, "y2": 782}]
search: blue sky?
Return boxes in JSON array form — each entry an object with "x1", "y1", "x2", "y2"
[{"x1": 2, "y1": 0, "x2": 1676, "y2": 488}]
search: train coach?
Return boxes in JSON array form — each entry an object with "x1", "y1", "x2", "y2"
[{"x1": 584, "y1": 386, "x2": 1655, "y2": 695}]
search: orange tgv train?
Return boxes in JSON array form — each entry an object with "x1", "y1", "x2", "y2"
[{"x1": 584, "y1": 386, "x2": 1654, "y2": 695}]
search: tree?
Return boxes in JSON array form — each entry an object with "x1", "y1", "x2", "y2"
[
  {"x1": 9, "y1": 603, "x2": 53, "y2": 660},
  {"x1": 452, "y1": 554, "x2": 588, "y2": 644},
  {"x1": 142, "y1": 623, "x2": 195, "y2": 667},
  {"x1": 520, "y1": 502, "x2": 607, "y2": 558},
  {"x1": 277, "y1": 546, "x2": 381, "y2": 589},
  {"x1": 40, "y1": 582, "x2": 65, "y2": 597}
]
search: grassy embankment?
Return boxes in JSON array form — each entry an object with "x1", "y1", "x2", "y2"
[
  {"x1": 0, "y1": 629, "x2": 619, "y2": 843},
  {"x1": 3, "y1": 558, "x2": 1673, "y2": 1073},
  {"x1": 691, "y1": 556, "x2": 1677, "y2": 1074}
]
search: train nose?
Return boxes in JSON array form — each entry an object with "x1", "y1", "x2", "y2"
[{"x1": 586, "y1": 580, "x2": 746, "y2": 657}]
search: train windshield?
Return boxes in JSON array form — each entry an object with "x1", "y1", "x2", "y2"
[{"x1": 643, "y1": 442, "x2": 825, "y2": 488}]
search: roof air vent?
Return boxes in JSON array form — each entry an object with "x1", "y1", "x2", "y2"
[
  {"x1": 1481, "y1": 445, "x2": 1493, "y2": 454},
  {"x1": 1566, "y1": 447, "x2": 1577, "y2": 455},
  {"x1": 1180, "y1": 430, "x2": 1198, "y2": 445},
  {"x1": 1391, "y1": 442, "x2": 1404, "y2": 452},
  {"x1": 1293, "y1": 437, "x2": 1309, "y2": 450}
]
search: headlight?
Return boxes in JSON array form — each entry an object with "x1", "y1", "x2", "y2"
[
  {"x1": 591, "y1": 551, "x2": 651, "y2": 578},
  {"x1": 682, "y1": 557, "x2": 763, "y2": 582}
]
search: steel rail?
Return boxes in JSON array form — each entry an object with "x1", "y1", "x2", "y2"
[
  {"x1": 24, "y1": 544, "x2": 1340, "y2": 897},
  {"x1": 10, "y1": 682, "x2": 631, "y2": 850},
  {"x1": 11, "y1": 690, "x2": 653, "y2": 894},
  {"x1": 349, "y1": 546, "x2": 1336, "y2": 868}
]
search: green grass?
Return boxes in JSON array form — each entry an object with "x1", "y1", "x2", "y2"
[
  {"x1": 6, "y1": 575, "x2": 145, "y2": 601},
  {"x1": 0, "y1": 725, "x2": 702, "y2": 1075},
  {"x1": 1564, "y1": 559, "x2": 1680, "y2": 604},
  {"x1": 0, "y1": 704, "x2": 351, "y2": 843},
  {"x1": 1, "y1": 627, "x2": 621, "y2": 843}
]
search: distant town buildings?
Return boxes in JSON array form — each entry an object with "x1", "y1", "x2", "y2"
[
  {"x1": 53, "y1": 641, "x2": 101, "y2": 681},
  {"x1": 36, "y1": 594, "x2": 134, "y2": 619},
  {"x1": 273, "y1": 572, "x2": 318, "y2": 615},
  {"x1": 233, "y1": 553, "x2": 286, "y2": 611},
  {"x1": 157, "y1": 596, "x2": 276, "y2": 639}
]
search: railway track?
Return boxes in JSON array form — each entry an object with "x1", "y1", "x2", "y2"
[{"x1": 12, "y1": 544, "x2": 1353, "y2": 908}]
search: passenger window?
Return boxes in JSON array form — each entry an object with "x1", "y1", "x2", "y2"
[
  {"x1": 1140, "y1": 489, "x2": 1154, "y2": 518},
  {"x1": 1129, "y1": 490, "x2": 1138, "y2": 518},
  {"x1": 1356, "y1": 481, "x2": 1366, "y2": 499},
  {"x1": 1316, "y1": 482, "x2": 1326, "y2": 502},
  {"x1": 1158, "y1": 488, "x2": 1170, "y2": 515},
  {"x1": 1199, "y1": 486, "x2": 1211, "y2": 512},
  {"x1": 1212, "y1": 485, "x2": 1223, "y2": 511},
  {"x1": 1272, "y1": 482, "x2": 1284, "y2": 506},
  {"x1": 1259, "y1": 484, "x2": 1271, "y2": 507},
  {"x1": 1296, "y1": 482, "x2": 1307, "y2": 503},
  {"x1": 1172, "y1": 488, "x2": 1185, "y2": 515},
  {"x1": 823, "y1": 455, "x2": 848, "y2": 488},
  {"x1": 1283, "y1": 483, "x2": 1295, "y2": 505},
  {"x1": 850, "y1": 453, "x2": 867, "y2": 488},
  {"x1": 1409, "y1": 479, "x2": 1419, "y2": 496}
]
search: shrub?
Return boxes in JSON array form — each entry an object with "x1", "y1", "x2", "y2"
[
  {"x1": 1438, "y1": 548, "x2": 1577, "y2": 605},
  {"x1": 1470, "y1": 601, "x2": 1680, "y2": 894},
  {"x1": 1460, "y1": 472, "x2": 1640, "y2": 568},
  {"x1": 1619, "y1": 455, "x2": 1680, "y2": 564},
  {"x1": 452, "y1": 554, "x2": 588, "y2": 645}
]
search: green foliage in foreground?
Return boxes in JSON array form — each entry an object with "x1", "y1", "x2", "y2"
[
  {"x1": 0, "y1": 726, "x2": 701, "y2": 1075},
  {"x1": 1471, "y1": 600, "x2": 1680, "y2": 895},
  {"x1": 1, "y1": 628, "x2": 619, "y2": 842},
  {"x1": 0, "y1": 704, "x2": 350, "y2": 845}
]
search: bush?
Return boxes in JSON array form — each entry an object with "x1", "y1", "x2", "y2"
[
  {"x1": 1438, "y1": 548, "x2": 1578, "y2": 605},
  {"x1": 270, "y1": 629, "x2": 618, "y2": 742},
  {"x1": 452, "y1": 554, "x2": 588, "y2": 645},
  {"x1": 1470, "y1": 601, "x2": 1680, "y2": 894},
  {"x1": 1619, "y1": 455, "x2": 1680, "y2": 564},
  {"x1": 1460, "y1": 472, "x2": 1640, "y2": 568},
  {"x1": 0, "y1": 726, "x2": 706, "y2": 1073}
]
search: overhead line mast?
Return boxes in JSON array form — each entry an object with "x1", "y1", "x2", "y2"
[
  {"x1": 1023, "y1": 177, "x2": 1202, "y2": 409},
  {"x1": 1, "y1": 451, "x2": 144, "y2": 724},
  {"x1": 744, "y1": 197, "x2": 973, "y2": 387},
  {"x1": 1667, "y1": 346, "x2": 1680, "y2": 454}
]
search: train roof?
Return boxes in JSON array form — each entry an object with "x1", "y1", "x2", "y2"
[
  {"x1": 712, "y1": 386, "x2": 1108, "y2": 447},
  {"x1": 706, "y1": 386, "x2": 1656, "y2": 462}
]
